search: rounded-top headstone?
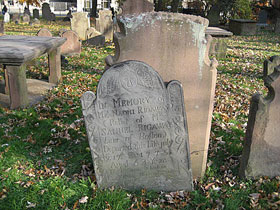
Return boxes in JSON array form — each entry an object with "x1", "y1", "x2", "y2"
[
  {"x1": 81, "y1": 60, "x2": 193, "y2": 191},
  {"x1": 60, "y1": 30, "x2": 81, "y2": 55},
  {"x1": 37, "y1": 28, "x2": 52, "y2": 37}
]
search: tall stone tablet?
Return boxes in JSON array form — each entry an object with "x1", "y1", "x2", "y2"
[
  {"x1": 240, "y1": 56, "x2": 280, "y2": 178},
  {"x1": 106, "y1": 12, "x2": 217, "y2": 178},
  {"x1": 71, "y1": 12, "x2": 90, "y2": 40},
  {"x1": 97, "y1": 10, "x2": 113, "y2": 40},
  {"x1": 81, "y1": 60, "x2": 193, "y2": 191}
]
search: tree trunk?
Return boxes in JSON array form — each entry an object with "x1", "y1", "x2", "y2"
[
  {"x1": 171, "y1": 0, "x2": 179, "y2": 12},
  {"x1": 91, "y1": 0, "x2": 98, "y2": 17}
]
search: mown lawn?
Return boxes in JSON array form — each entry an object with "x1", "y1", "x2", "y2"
[{"x1": 0, "y1": 19, "x2": 280, "y2": 209}]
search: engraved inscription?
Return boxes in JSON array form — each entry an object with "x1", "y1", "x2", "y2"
[{"x1": 81, "y1": 61, "x2": 193, "y2": 191}]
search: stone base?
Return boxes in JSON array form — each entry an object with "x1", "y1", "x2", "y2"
[{"x1": 0, "y1": 79, "x2": 55, "y2": 107}]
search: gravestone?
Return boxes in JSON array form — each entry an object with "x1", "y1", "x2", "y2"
[
  {"x1": 106, "y1": 12, "x2": 217, "y2": 178},
  {"x1": 86, "y1": 27, "x2": 101, "y2": 39},
  {"x1": 33, "y1": 9, "x2": 39, "y2": 19},
  {"x1": 207, "y1": 5, "x2": 220, "y2": 26},
  {"x1": 4, "y1": 13, "x2": 10, "y2": 23},
  {"x1": 81, "y1": 60, "x2": 193, "y2": 191},
  {"x1": 229, "y1": 19, "x2": 257, "y2": 35},
  {"x1": 37, "y1": 28, "x2": 52, "y2": 37},
  {"x1": 12, "y1": 13, "x2": 20, "y2": 23},
  {"x1": 86, "y1": 35, "x2": 105, "y2": 47},
  {"x1": 71, "y1": 12, "x2": 90, "y2": 40},
  {"x1": 0, "y1": 21, "x2": 4, "y2": 34},
  {"x1": 97, "y1": 10, "x2": 113, "y2": 40},
  {"x1": 240, "y1": 56, "x2": 280, "y2": 178},
  {"x1": 60, "y1": 30, "x2": 81, "y2": 55},
  {"x1": 275, "y1": 18, "x2": 280, "y2": 33},
  {"x1": 120, "y1": 0, "x2": 154, "y2": 15},
  {"x1": 258, "y1": 10, "x2": 268, "y2": 26},
  {"x1": 42, "y1": 3, "x2": 55, "y2": 21},
  {"x1": 24, "y1": 7, "x2": 31, "y2": 16},
  {"x1": 22, "y1": 14, "x2": 30, "y2": 23}
]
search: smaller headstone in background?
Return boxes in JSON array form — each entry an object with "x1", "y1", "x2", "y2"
[
  {"x1": 97, "y1": 10, "x2": 113, "y2": 40},
  {"x1": 86, "y1": 35, "x2": 105, "y2": 47},
  {"x1": 33, "y1": 9, "x2": 39, "y2": 19},
  {"x1": 71, "y1": 12, "x2": 90, "y2": 40},
  {"x1": 60, "y1": 30, "x2": 81, "y2": 55},
  {"x1": 24, "y1": 7, "x2": 31, "y2": 16},
  {"x1": 63, "y1": 10, "x2": 72, "y2": 21},
  {"x1": 12, "y1": 13, "x2": 20, "y2": 23},
  {"x1": 275, "y1": 18, "x2": 280, "y2": 33},
  {"x1": 37, "y1": 28, "x2": 52, "y2": 37},
  {"x1": 240, "y1": 56, "x2": 280, "y2": 178},
  {"x1": 257, "y1": 10, "x2": 268, "y2": 26},
  {"x1": 22, "y1": 14, "x2": 30, "y2": 23},
  {"x1": 207, "y1": 5, "x2": 220, "y2": 26},
  {"x1": 0, "y1": 21, "x2": 4, "y2": 34},
  {"x1": 4, "y1": 13, "x2": 10, "y2": 23},
  {"x1": 42, "y1": 3, "x2": 55, "y2": 21},
  {"x1": 86, "y1": 27, "x2": 101, "y2": 39},
  {"x1": 81, "y1": 60, "x2": 193, "y2": 191},
  {"x1": 120, "y1": 0, "x2": 154, "y2": 15}
]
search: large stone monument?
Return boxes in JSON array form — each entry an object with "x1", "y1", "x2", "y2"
[
  {"x1": 106, "y1": 12, "x2": 217, "y2": 178},
  {"x1": 60, "y1": 30, "x2": 81, "y2": 55},
  {"x1": 97, "y1": 10, "x2": 113, "y2": 40},
  {"x1": 120, "y1": 0, "x2": 154, "y2": 15},
  {"x1": 81, "y1": 60, "x2": 193, "y2": 191},
  {"x1": 71, "y1": 12, "x2": 90, "y2": 40},
  {"x1": 240, "y1": 56, "x2": 280, "y2": 178}
]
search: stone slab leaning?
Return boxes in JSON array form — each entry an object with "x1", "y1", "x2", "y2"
[
  {"x1": 106, "y1": 12, "x2": 218, "y2": 178},
  {"x1": 240, "y1": 56, "x2": 280, "y2": 178},
  {"x1": 81, "y1": 60, "x2": 193, "y2": 191}
]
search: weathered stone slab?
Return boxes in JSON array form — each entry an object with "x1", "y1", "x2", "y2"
[
  {"x1": 86, "y1": 35, "x2": 105, "y2": 46},
  {"x1": 97, "y1": 10, "x2": 113, "y2": 40},
  {"x1": 71, "y1": 12, "x2": 90, "y2": 40},
  {"x1": 240, "y1": 56, "x2": 280, "y2": 178},
  {"x1": 120, "y1": 0, "x2": 154, "y2": 15},
  {"x1": 37, "y1": 28, "x2": 52, "y2": 37},
  {"x1": 229, "y1": 19, "x2": 257, "y2": 35},
  {"x1": 60, "y1": 30, "x2": 81, "y2": 55},
  {"x1": 106, "y1": 12, "x2": 217, "y2": 178},
  {"x1": 86, "y1": 27, "x2": 101, "y2": 39},
  {"x1": 33, "y1": 9, "x2": 39, "y2": 19},
  {"x1": 81, "y1": 60, "x2": 193, "y2": 191},
  {"x1": 4, "y1": 13, "x2": 10, "y2": 23}
]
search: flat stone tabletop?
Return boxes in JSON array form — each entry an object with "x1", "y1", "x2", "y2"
[
  {"x1": 206, "y1": 27, "x2": 233, "y2": 37},
  {"x1": 0, "y1": 35, "x2": 66, "y2": 65}
]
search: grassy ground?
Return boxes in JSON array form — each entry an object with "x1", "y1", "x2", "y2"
[{"x1": 0, "y1": 20, "x2": 280, "y2": 209}]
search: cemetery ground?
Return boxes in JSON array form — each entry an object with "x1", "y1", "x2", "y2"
[{"x1": 0, "y1": 19, "x2": 280, "y2": 209}]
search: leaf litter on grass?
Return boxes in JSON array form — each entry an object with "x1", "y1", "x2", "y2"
[{"x1": 1, "y1": 21, "x2": 280, "y2": 209}]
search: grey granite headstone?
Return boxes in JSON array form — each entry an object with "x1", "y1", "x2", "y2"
[
  {"x1": 258, "y1": 10, "x2": 268, "y2": 25},
  {"x1": 240, "y1": 56, "x2": 280, "y2": 178},
  {"x1": 42, "y1": 3, "x2": 55, "y2": 21},
  {"x1": 81, "y1": 60, "x2": 193, "y2": 191},
  {"x1": 33, "y1": 9, "x2": 39, "y2": 19}
]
